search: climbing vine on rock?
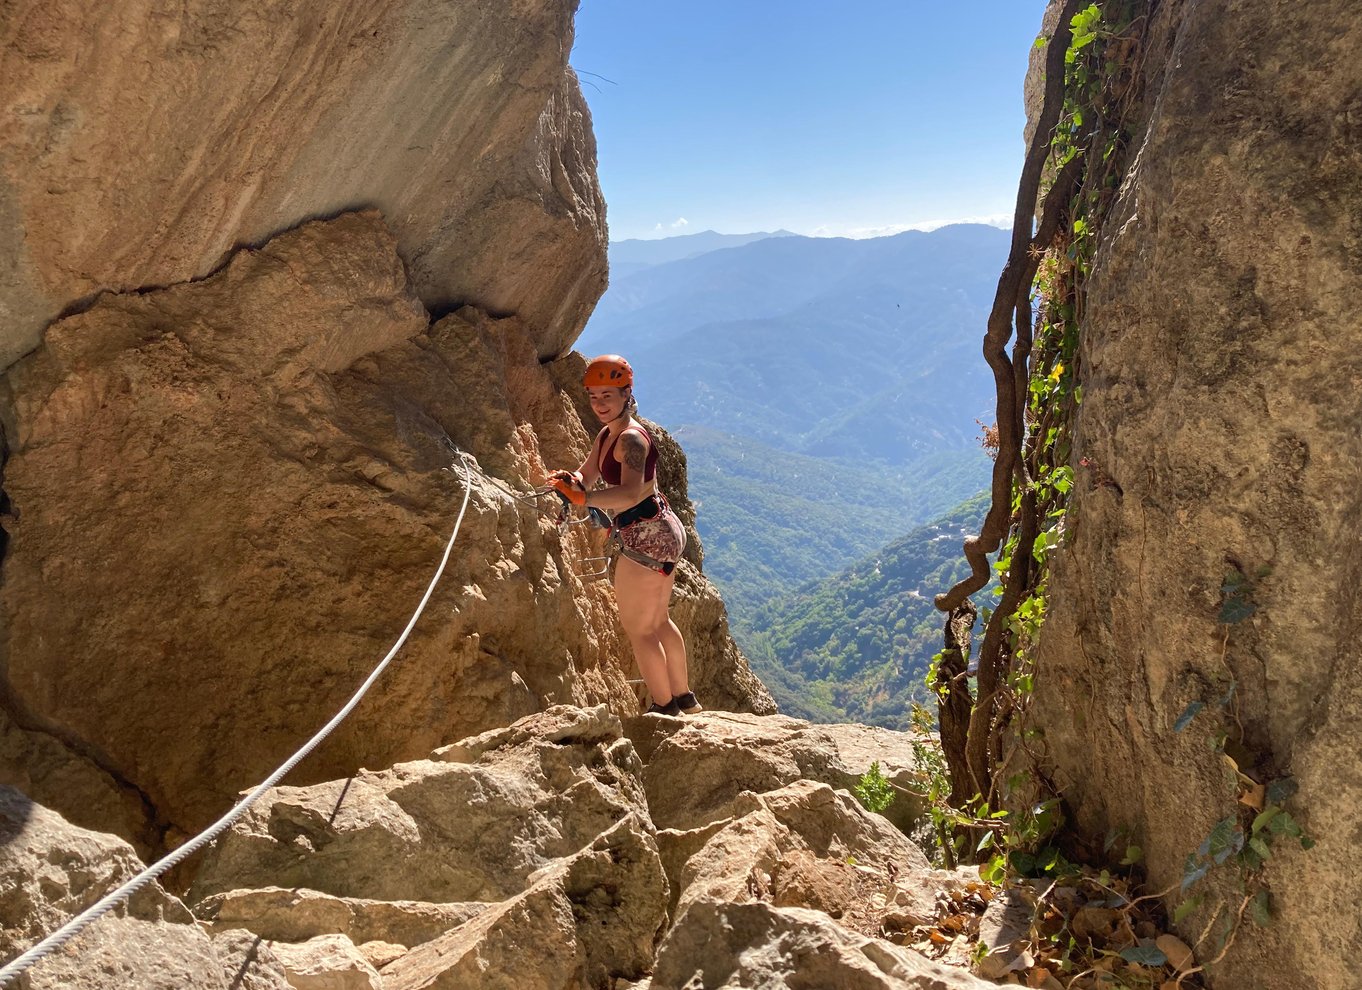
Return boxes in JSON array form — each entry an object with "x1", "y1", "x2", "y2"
[
  {"x1": 910, "y1": 5, "x2": 1319, "y2": 983},
  {"x1": 931, "y1": 0, "x2": 1145, "y2": 817}
]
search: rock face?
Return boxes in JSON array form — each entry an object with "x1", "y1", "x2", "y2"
[
  {"x1": 189, "y1": 705, "x2": 671, "y2": 989},
  {"x1": 188, "y1": 706, "x2": 982, "y2": 989},
  {"x1": 190, "y1": 705, "x2": 653, "y2": 903},
  {"x1": 197, "y1": 888, "x2": 486, "y2": 949},
  {"x1": 1025, "y1": 2, "x2": 1362, "y2": 987},
  {"x1": 0, "y1": 0, "x2": 605, "y2": 368},
  {"x1": 267, "y1": 934, "x2": 381, "y2": 990},
  {"x1": 0, "y1": 212, "x2": 768, "y2": 850},
  {"x1": 652, "y1": 901, "x2": 995, "y2": 990},
  {"x1": 209, "y1": 929, "x2": 293, "y2": 990},
  {"x1": 662, "y1": 780, "x2": 939, "y2": 932},
  {"x1": 0, "y1": 785, "x2": 226, "y2": 990},
  {"x1": 4, "y1": 707, "x2": 995, "y2": 988},
  {"x1": 628, "y1": 712, "x2": 925, "y2": 835}
]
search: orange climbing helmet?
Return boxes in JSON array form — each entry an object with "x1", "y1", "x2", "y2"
[{"x1": 582, "y1": 354, "x2": 634, "y2": 388}]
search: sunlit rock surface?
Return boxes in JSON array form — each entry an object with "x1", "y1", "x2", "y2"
[
  {"x1": 1025, "y1": 2, "x2": 1362, "y2": 987},
  {"x1": 0, "y1": 786, "x2": 226, "y2": 990},
  {"x1": 0, "y1": 0, "x2": 605, "y2": 368},
  {"x1": 0, "y1": 215, "x2": 767, "y2": 847}
]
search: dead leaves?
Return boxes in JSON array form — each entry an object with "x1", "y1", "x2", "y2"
[
  {"x1": 1237, "y1": 781, "x2": 1266, "y2": 812},
  {"x1": 1070, "y1": 905, "x2": 1120, "y2": 942},
  {"x1": 893, "y1": 880, "x2": 992, "y2": 967},
  {"x1": 1155, "y1": 933, "x2": 1195, "y2": 972},
  {"x1": 891, "y1": 868, "x2": 1208, "y2": 989},
  {"x1": 848, "y1": 860, "x2": 1208, "y2": 989}
]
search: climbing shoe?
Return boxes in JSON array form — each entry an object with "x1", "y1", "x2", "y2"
[
  {"x1": 674, "y1": 691, "x2": 703, "y2": 715},
  {"x1": 645, "y1": 699, "x2": 681, "y2": 716}
]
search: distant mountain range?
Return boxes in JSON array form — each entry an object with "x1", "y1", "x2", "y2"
[
  {"x1": 583, "y1": 224, "x2": 1005, "y2": 469},
  {"x1": 609, "y1": 229, "x2": 797, "y2": 277},
  {"x1": 579, "y1": 224, "x2": 1005, "y2": 720}
]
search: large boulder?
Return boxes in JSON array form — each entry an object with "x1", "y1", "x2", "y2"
[
  {"x1": 190, "y1": 705, "x2": 650, "y2": 903},
  {"x1": 0, "y1": 0, "x2": 605, "y2": 369},
  {"x1": 651, "y1": 899, "x2": 996, "y2": 990},
  {"x1": 191, "y1": 706, "x2": 668, "y2": 990},
  {"x1": 1023, "y1": 1, "x2": 1362, "y2": 987},
  {"x1": 0, "y1": 214, "x2": 769, "y2": 850},
  {"x1": 627, "y1": 712, "x2": 926, "y2": 833},
  {"x1": 380, "y1": 817, "x2": 666, "y2": 990},
  {"x1": 662, "y1": 780, "x2": 943, "y2": 933},
  {"x1": 0, "y1": 212, "x2": 600, "y2": 843},
  {"x1": 0, "y1": 705, "x2": 150, "y2": 853},
  {"x1": 0, "y1": 785, "x2": 226, "y2": 990}
]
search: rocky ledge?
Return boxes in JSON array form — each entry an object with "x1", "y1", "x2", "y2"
[{"x1": 1, "y1": 707, "x2": 996, "y2": 990}]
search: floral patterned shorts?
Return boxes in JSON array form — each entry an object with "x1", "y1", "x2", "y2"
[{"x1": 617, "y1": 493, "x2": 686, "y2": 566}]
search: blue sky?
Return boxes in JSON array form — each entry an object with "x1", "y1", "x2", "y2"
[{"x1": 571, "y1": 1, "x2": 1049, "y2": 241}]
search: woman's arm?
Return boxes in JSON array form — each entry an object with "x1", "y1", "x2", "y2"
[{"x1": 585, "y1": 428, "x2": 654, "y2": 510}]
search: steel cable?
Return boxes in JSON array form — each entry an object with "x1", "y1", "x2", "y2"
[{"x1": 0, "y1": 451, "x2": 476, "y2": 987}]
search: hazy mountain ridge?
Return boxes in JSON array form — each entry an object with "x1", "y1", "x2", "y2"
[
  {"x1": 582, "y1": 223, "x2": 1007, "y2": 354},
  {"x1": 606, "y1": 226, "x2": 1008, "y2": 470},
  {"x1": 608, "y1": 229, "x2": 797, "y2": 273},
  {"x1": 633, "y1": 286, "x2": 987, "y2": 465}
]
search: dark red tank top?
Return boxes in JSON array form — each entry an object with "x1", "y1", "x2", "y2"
[{"x1": 598, "y1": 425, "x2": 658, "y2": 485}]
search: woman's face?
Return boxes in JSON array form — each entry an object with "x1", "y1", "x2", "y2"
[{"x1": 588, "y1": 386, "x2": 628, "y2": 423}]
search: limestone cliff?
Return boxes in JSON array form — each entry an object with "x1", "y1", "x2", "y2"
[
  {"x1": 0, "y1": 2, "x2": 773, "y2": 857},
  {"x1": 0, "y1": 0, "x2": 604, "y2": 368},
  {"x1": 1024, "y1": 1, "x2": 1362, "y2": 986},
  {"x1": 0, "y1": 709, "x2": 997, "y2": 989}
]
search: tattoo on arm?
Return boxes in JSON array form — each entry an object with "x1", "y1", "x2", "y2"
[{"x1": 620, "y1": 430, "x2": 648, "y2": 475}]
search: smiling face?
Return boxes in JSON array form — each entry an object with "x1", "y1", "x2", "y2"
[{"x1": 587, "y1": 386, "x2": 629, "y2": 424}]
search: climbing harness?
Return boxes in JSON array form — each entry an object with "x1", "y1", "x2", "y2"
[
  {"x1": 0, "y1": 452, "x2": 478, "y2": 989},
  {"x1": 613, "y1": 541, "x2": 677, "y2": 576},
  {"x1": 605, "y1": 492, "x2": 679, "y2": 576},
  {"x1": 559, "y1": 490, "x2": 680, "y2": 579},
  {"x1": 612, "y1": 492, "x2": 660, "y2": 529}
]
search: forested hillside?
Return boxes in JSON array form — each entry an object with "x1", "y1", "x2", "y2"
[
  {"x1": 743, "y1": 493, "x2": 990, "y2": 728},
  {"x1": 682, "y1": 427, "x2": 985, "y2": 619}
]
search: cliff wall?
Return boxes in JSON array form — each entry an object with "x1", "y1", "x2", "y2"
[
  {"x1": 1028, "y1": 1, "x2": 1362, "y2": 985},
  {"x1": 0, "y1": 2, "x2": 773, "y2": 855},
  {"x1": 0, "y1": 0, "x2": 605, "y2": 368}
]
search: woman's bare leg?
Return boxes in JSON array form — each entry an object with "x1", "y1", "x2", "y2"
[
  {"x1": 613, "y1": 555, "x2": 674, "y2": 704},
  {"x1": 660, "y1": 618, "x2": 690, "y2": 696}
]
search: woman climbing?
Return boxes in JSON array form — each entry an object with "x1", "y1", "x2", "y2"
[{"x1": 549, "y1": 354, "x2": 701, "y2": 717}]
